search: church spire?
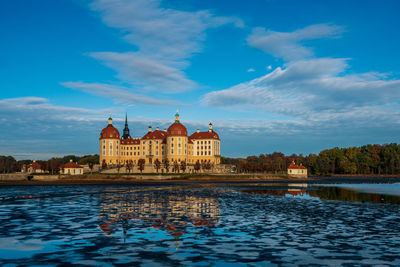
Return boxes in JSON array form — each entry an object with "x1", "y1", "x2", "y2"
[{"x1": 122, "y1": 113, "x2": 130, "y2": 139}]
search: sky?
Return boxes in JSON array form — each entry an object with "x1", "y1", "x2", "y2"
[{"x1": 0, "y1": 0, "x2": 399, "y2": 160}]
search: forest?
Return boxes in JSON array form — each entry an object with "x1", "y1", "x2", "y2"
[
  {"x1": 221, "y1": 143, "x2": 400, "y2": 175},
  {"x1": 1, "y1": 143, "x2": 400, "y2": 175},
  {"x1": 0, "y1": 154, "x2": 99, "y2": 174}
]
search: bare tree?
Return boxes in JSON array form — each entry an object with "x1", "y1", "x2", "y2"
[
  {"x1": 102, "y1": 160, "x2": 107, "y2": 170},
  {"x1": 163, "y1": 158, "x2": 170, "y2": 173},
  {"x1": 138, "y1": 159, "x2": 145, "y2": 173},
  {"x1": 173, "y1": 161, "x2": 179, "y2": 173},
  {"x1": 154, "y1": 159, "x2": 161, "y2": 173},
  {"x1": 180, "y1": 161, "x2": 186, "y2": 173},
  {"x1": 194, "y1": 160, "x2": 201, "y2": 173},
  {"x1": 88, "y1": 162, "x2": 94, "y2": 174}
]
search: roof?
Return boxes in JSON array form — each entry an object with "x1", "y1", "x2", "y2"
[
  {"x1": 62, "y1": 162, "x2": 83, "y2": 169},
  {"x1": 167, "y1": 122, "x2": 187, "y2": 136},
  {"x1": 100, "y1": 125, "x2": 120, "y2": 139},
  {"x1": 288, "y1": 161, "x2": 307, "y2": 169},
  {"x1": 120, "y1": 136, "x2": 140, "y2": 145},
  {"x1": 27, "y1": 161, "x2": 41, "y2": 169},
  {"x1": 189, "y1": 131, "x2": 220, "y2": 140},
  {"x1": 142, "y1": 130, "x2": 168, "y2": 140}
]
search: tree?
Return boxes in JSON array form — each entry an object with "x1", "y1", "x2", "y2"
[
  {"x1": 102, "y1": 160, "x2": 107, "y2": 170},
  {"x1": 138, "y1": 159, "x2": 145, "y2": 173},
  {"x1": 88, "y1": 162, "x2": 94, "y2": 174},
  {"x1": 154, "y1": 159, "x2": 161, "y2": 173},
  {"x1": 173, "y1": 161, "x2": 179, "y2": 173},
  {"x1": 180, "y1": 161, "x2": 186, "y2": 173},
  {"x1": 194, "y1": 160, "x2": 201, "y2": 173},
  {"x1": 39, "y1": 161, "x2": 47, "y2": 173},
  {"x1": 127, "y1": 160, "x2": 134, "y2": 173},
  {"x1": 48, "y1": 158, "x2": 63, "y2": 174},
  {"x1": 163, "y1": 158, "x2": 170, "y2": 173}
]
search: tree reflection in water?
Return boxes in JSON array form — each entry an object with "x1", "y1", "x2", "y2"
[{"x1": 239, "y1": 184, "x2": 400, "y2": 204}]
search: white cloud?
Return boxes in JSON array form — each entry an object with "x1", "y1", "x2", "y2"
[
  {"x1": 61, "y1": 81, "x2": 187, "y2": 106},
  {"x1": 247, "y1": 68, "x2": 255, "y2": 72},
  {"x1": 87, "y1": 0, "x2": 243, "y2": 93},
  {"x1": 247, "y1": 23, "x2": 343, "y2": 61},
  {"x1": 203, "y1": 58, "x2": 400, "y2": 124},
  {"x1": 267, "y1": 65, "x2": 272, "y2": 70},
  {"x1": 89, "y1": 52, "x2": 196, "y2": 93}
]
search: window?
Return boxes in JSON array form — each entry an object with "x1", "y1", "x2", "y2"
[{"x1": 171, "y1": 149, "x2": 174, "y2": 154}]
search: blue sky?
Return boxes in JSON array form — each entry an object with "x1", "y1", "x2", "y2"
[{"x1": 1, "y1": 0, "x2": 399, "y2": 159}]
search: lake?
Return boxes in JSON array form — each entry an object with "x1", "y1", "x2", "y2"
[{"x1": 1, "y1": 182, "x2": 400, "y2": 266}]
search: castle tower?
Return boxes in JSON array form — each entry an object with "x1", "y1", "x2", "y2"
[
  {"x1": 122, "y1": 113, "x2": 131, "y2": 139},
  {"x1": 167, "y1": 112, "x2": 188, "y2": 164},
  {"x1": 100, "y1": 116, "x2": 121, "y2": 165}
]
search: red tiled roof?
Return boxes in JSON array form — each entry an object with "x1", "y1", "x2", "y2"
[
  {"x1": 100, "y1": 125, "x2": 120, "y2": 139},
  {"x1": 120, "y1": 136, "x2": 140, "y2": 145},
  {"x1": 27, "y1": 161, "x2": 41, "y2": 169},
  {"x1": 189, "y1": 131, "x2": 220, "y2": 140},
  {"x1": 142, "y1": 130, "x2": 167, "y2": 140},
  {"x1": 62, "y1": 162, "x2": 83, "y2": 169},
  {"x1": 288, "y1": 161, "x2": 307, "y2": 169},
  {"x1": 167, "y1": 122, "x2": 187, "y2": 136}
]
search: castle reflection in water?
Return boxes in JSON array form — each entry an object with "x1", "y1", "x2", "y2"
[{"x1": 97, "y1": 187, "x2": 220, "y2": 241}]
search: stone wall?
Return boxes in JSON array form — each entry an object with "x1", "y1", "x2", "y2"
[{"x1": 0, "y1": 173, "x2": 28, "y2": 181}]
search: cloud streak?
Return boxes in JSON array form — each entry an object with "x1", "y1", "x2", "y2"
[
  {"x1": 204, "y1": 23, "x2": 400, "y2": 132},
  {"x1": 86, "y1": 0, "x2": 243, "y2": 93},
  {"x1": 62, "y1": 81, "x2": 187, "y2": 106},
  {"x1": 247, "y1": 23, "x2": 343, "y2": 61}
]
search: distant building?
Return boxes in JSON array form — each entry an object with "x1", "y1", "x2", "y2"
[
  {"x1": 287, "y1": 161, "x2": 308, "y2": 178},
  {"x1": 99, "y1": 112, "x2": 221, "y2": 168},
  {"x1": 62, "y1": 160, "x2": 83, "y2": 175},
  {"x1": 24, "y1": 160, "x2": 43, "y2": 173}
]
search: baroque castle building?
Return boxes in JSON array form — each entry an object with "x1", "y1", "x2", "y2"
[{"x1": 99, "y1": 112, "x2": 221, "y2": 166}]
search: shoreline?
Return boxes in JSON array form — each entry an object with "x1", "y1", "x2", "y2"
[{"x1": 1, "y1": 175, "x2": 400, "y2": 186}]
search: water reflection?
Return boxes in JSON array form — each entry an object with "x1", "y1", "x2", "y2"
[
  {"x1": 1, "y1": 184, "x2": 400, "y2": 265},
  {"x1": 98, "y1": 188, "x2": 220, "y2": 245},
  {"x1": 239, "y1": 184, "x2": 400, "y2": 204}
]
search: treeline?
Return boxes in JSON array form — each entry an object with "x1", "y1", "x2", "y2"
[
  {"x1": 0, "y1": 154, "x2": 99, "y2": 173},
  {"x1": 221, "y1": 143, "x2": 400, "y2": 175}
]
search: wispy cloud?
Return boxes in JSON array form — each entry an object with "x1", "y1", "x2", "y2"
[
  {"x1": 61, "y1": 81, "x2": 187, "y2": 106},
  {"x1": 86, "y1": 0, "x2": 243, "y2": 93},
  {"x1": 247, "y1": 23, "x2": 343, "y2": 61},
  {"x1": 247, "y1": 68, "x2": 255, "y2": 72},
  {"x1": 204, "y1": 23, "x2": 400, "y2": 133}
]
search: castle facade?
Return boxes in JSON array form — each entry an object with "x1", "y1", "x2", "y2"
[{"x1": 99, "y1": 112, "x2": 221, "y2": 167}]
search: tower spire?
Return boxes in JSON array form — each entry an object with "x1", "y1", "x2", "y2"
[{"x1": 122, "y1": 113, "x2": 131, "y2": 139}]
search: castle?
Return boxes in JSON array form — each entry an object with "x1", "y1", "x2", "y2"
[{"x1": 99, "y1": 112, "x2": 221, "y2": 167}]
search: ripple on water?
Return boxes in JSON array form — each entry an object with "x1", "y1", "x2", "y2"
[{"x1": 0, "y1": 184, "x2": 400, "y2": 265}]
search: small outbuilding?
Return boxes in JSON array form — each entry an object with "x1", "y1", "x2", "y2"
[
  {"x1": 287, "y1": 161, "x2": 308, "y2": 178},
  {"x1": 25, "y1": 160, "x2": 44, "y2": 173},
  {"x1": 62, "y1": 160, "x2": 84, "y2": 175}
]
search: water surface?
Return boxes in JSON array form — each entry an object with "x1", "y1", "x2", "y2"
[{"x1": 1, "y1": 183, "x2": 400, "y2": 266}]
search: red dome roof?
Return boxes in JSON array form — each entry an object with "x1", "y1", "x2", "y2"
[
  {"x1": 189, "y1": 131, "x2": 220, "y2": 140},
  {"x1": 167, "y1": 122, "x2": 187, "y2": 136},
  {"x1": 100, "y1": 125, "x2": 120, "y2": 139}
]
